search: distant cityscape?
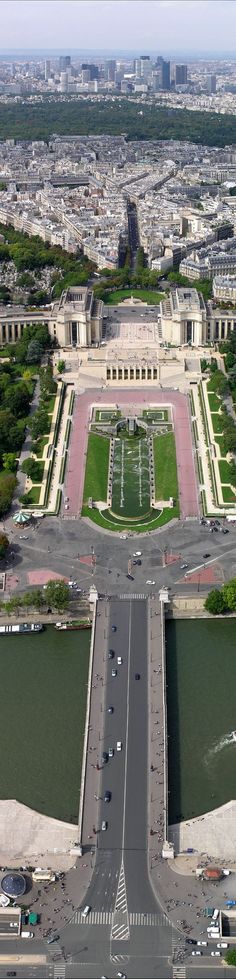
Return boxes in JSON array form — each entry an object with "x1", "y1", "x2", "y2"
[{"x1": 0, "y1": 51, "x2": 236, "y2": 116}]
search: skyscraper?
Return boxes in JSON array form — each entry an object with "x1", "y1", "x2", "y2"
[
  {"x1": 161, "y1": 60, "x2": 170, "y2": 90},
  {"x1": 59, "y1": 55, "x2": 71, "y2": 71},
  {"x1": 175, "y1": 64, "x2": 187, "y2": 86},
  {"x1": 206, "y1": 73, "x2": 216, "y2": 94},
  {"x1": 45, "y1": 60, "x2": 51, "y2": 81}
]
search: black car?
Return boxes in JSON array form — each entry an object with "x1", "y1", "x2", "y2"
[
  {"x1": 107, "y1": 706, "x2": 114, "y2": 714},
  {"x1": 136, "y1": 559, "x2": 142, "y2": 566},
  {"x1": 104, "y1": 790, "x2": 111, "y2": 802},
  {"x1": 135, "y1": 673, "x2": 140, "y2": 680},
  {"x1": 102, "y1": 751, "x2": 108, "y2": 763},
  {"x1": 222, "y1": 527, "x2": 229, "y2": 534},
  {"x1": 186, "y1": 938, "x2": 197, "y2": 945},
  {"x1": 111, "y1": 625, "x2": 117, "y2": 633},
  {"x1": 127, "y1": 574, "x2": 134, "y2": 580},
  {"x1": 108, "y1": 649, "x2": 114, "y2": 659},
  {"x1": 6, "y1": 974, "x2": 17, "y2": 977},
  {"x1": 203, "y1": 553, "x2": 210, "y2": 558}
]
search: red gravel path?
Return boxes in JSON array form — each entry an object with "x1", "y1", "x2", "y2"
[{"x1": 63, "y1": 389, "x2": 199, "y2": 521}]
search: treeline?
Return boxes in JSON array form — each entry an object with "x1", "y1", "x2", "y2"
[
  {"x1": 0, "y1": 98, "x2": 236, "y2": 146},
  {"x1": 0, "y1": 223, "x2": 95, "y2": 301}
]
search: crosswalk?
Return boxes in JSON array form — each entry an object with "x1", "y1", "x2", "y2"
[
  {"x1": 53, "y1": 965, "x2": 66, "y2": 979},
  {"x1": 119, "y1": 592, "x2": 148, "y2": 600},
  {"x1": 172, "y1": 966, "x2": 186, "y2": 979},
  {"x1": 71, "y1": 909, "x2": 168, "y2": 927},
  {"x1": 172, "y1": 934, "x2": 186, "y2": 979}
]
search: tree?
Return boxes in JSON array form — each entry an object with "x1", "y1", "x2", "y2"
[
  {"x1": 44, "y1": 579, "x2": 69, "y2": 611},
  {"x1": 0, "y1": 532, "x2": 9, "y2": 559},
  {"x1": 26, "y1": 339, "x2": 43, "y2": 364},
  {"x1": 225, "y1": 949, "x2": 236, "y2": 966},
  {"x1": 0, "y1": 473, "x2": 17, "y2": 516},
  {"x1": 57, "y1": 360, "x2": 65, "y2": 373},
  {"x1": 204, "y1": 589, "x2": 227, "y2": 615},
  {"x1": 21, "y1": 457, "x2": 42, "y2": 482},
  {"x1": 29, "y1": 408, "x2": 50, "y2": 439},
  {"x1": 222, "y1": 578, "x2": 236, "y2": 612},
  {"x1": 2, "y1": 452, "x2": 17, "y2": 473}
]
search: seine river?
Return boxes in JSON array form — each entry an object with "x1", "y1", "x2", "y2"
[
  {"x1": 166, "y1": 618, "x2": 236, "y2": 825},
  {"x1": 0, "y1": 625, "x2": 90, "y2": 823}
]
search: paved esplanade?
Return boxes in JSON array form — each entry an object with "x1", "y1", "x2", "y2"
[{"x1": 62, "y1": 598, "x2": 174, "y2": 979}]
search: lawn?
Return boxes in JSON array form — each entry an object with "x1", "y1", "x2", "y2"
[
  {"x1": 222, "y1": 485, "x2": 236, "y2": 503},
  {"x1": 214, "y1": 435, "x2": 227, "y2": 456},
  {"x1": 44, "y1": 395, "x2": 56, "y2": 414},
  {"x1": 82, "y1": 502, "x2": 180, "y2": 532},
  {"x1": 0, "y1": 626, "x2": 90, "y2": 822},
  {"x1": 208, "y1": 393, "x2": 221, "y2": 412},
  {"x1": 112, "y1": 435, "x2": 150, "y2": 518},
  {"x1": 143, "y1": 409, "x2": 169, "y2": 421},
  {"x1": 153, "y1": 432, "x2": 178, "y2": 501},
  {"x1": 103, "y1": 288, "x2": 164, "y2": 305},
  {"x1": 83, "y1": 433, "x2": 110, "y2": 503},
  {"x1": 23, "y1": 485, "x2": 41, "y2": 504},
  {"x1": 211, "y1": 412, "x2": 225, "y2": 434},
  {"x1": 218, "y1": 460, "x2": 233, "y2": 483}
]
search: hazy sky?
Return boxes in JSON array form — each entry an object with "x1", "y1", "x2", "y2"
[{"x1": 1, "y1": 0, "x2": 236, "y2": 54}]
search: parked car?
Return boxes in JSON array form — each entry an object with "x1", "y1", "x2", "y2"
[
  {"x1": 102, "y1": 820, "x2": 107, "y2": 831},
  {"x1": 108, "y1": 649, "x2": 114, "y2": 659},
  {"x1": 102, "y1": 751, "x2": 108, "y2": 764},
  {"x1": 104, "y1": 790, "x2": 111, "y2": 803},
  {"x1": 111, "y1": 625, "x2": 117, "y2": 633},
  {"x1": 117, "y1": 741, "x2": 122, "y2": 751},
  {"x1": 107, "y1": 706, "x2": 114, "y2": 714}
]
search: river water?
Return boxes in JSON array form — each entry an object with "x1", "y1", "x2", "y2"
[
  {"x1": 0, "y1": 625, "x2": 90, "y2": 823},
  {"x1": 166, "y1": 618, "x2": 236, "y2": 824}
]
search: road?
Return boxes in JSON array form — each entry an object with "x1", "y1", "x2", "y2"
[{"x1": 60, "y1": 598, "x2": 174, "y2": 978}]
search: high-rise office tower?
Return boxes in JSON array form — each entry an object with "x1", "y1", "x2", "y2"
[
  {"x1": 59, "y1": 55, "x2": 71, "y2": 71},
  {"x1": 45, "y1": 59, "x2": 51, "y2": 80},
  {"x1": 175, "y1": 64, "x2": 187, "y2": 85},
  {"x1": 161, "y1": 60, "x2": 170, "y2": 90},
  {"x1": 140, "y1": 55, "x2": 150, "y2": 76},
  {"x1": 206, "y1": 73, "x2": 216, "y2": 94}
]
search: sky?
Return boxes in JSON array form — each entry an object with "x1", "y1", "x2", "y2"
[{"x1": 1, "y1": 0, "x2": 236, "y2": 55}]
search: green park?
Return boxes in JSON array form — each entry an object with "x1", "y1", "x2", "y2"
[{"x1": 82, "y1": 407, "x2": 179, "y2": 532}]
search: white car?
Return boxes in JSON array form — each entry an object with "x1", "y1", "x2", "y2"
[
  {"x1": 117, "y1": 656, "x2": 123, "y2": 665},
  {"x1": 133, "y1": 551, "x2": 142, "y2": 556},
  {"x1": 197, "y1": 940, "x2": 207, "y2": 946},
  {"x1": 146, "y1": 580, "x2": 156, "y2": 585},
  {"x1": 217, "y1": 942, "x2": 228, "y2": 948},
  {"x1": 120, "y1": 535, "x2": 128, "y2": 540},
  {"x1": 117, "y1": 741, "x2": 122, "y2": 751},
  {"x1": 211, "y1": 951, "x2": 221, "y2": 956},
  {"x1": 180, "y1": 563, "x2": 188, "y2": 569},
  {"x1": 19, "y1": 535, "x2": 29, "y2": 540},
  {"x1": 192, "y1": 950, "x2": 201, "y2": 955}
]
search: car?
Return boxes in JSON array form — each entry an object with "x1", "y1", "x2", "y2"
[
  {"x1": 10, "y1": 921, "x2": 18, "y2": 927},
  {"x1": 211, "y1": 951, "x2": 221, "y2": 956},
  {"x1": 7, "y1": 973, "x2": 17, "y2": 977},
  {"x1": 104, "y1": 790, "x2": 111, "y2": 802},
  {"x1": 108, "y1": 747, "x2": 114, "y2": 757},
  {"x1": 108, "y1": 649, "x2": 114, "y2": 659},
  {"x1": 120, "y1": 534, "x2": 128, "y2": 539},
  {"x1": 146, "y1": 580, "x2": 156, "y2": 586},
  {"x1": 47, "y1": 933, "x2": 60, "y2": 943},
  {"x1": 133, "y1": 551, "x2": 142, "y2": 556},
  {"x1": 222, "y1": 527, "x2": 229, "y2": 534},
  {"x1": 135, "y1": 673, "x2": 140, "y2": 680},
  {"x1": 81, "y1": 905, "x2": 91, "y2": 918},
  {"x1": 180, "y1": 563, "x2": 188, "y2": 569},
  {"x1": 102, "y1": 751, "x2": 108, "y2": 763},
  {"x1": 19, "y1": 535, "x2": 29, "y2": 540},
  {"x1": 197, "y1": 940, "x2": 207, "y2": 946},
  {"x1": 112, "y1": 669, "x2": 117, "y2": 677},
  {"x1": 217, "y1": 942, "x2": 228, "y2": 948},
  {"x1": 117, "y1": 656, "x2": 123, "y2": 665},
  {"x1": 191, "y1": 950, "x2": 201, "y2": 955},
  {"x1": 117, "y1": 973, "x2": 127, "y2": 979},
  {"x1": 102, "y1": 820, "x2": 107, "y2": 831},
  {"x1": 107, "y1": 706, "x2": 114, "y2": 714},
  {"x1": 186, "y1": 939, "x2": 197, "y2": 945},
  {"x1": 127, "y1": 574, "x2": 134, "y2": 580},
  {"x1": 111, "y1": 625, "x2": 117, "y2": 632},
  {"x1": 136, "y1": 559, "x2": 142, "y2": 565},
  {"x1": 203, "y1": 553, "x2": 211, "y2": 559},
  {"x1": 117, "y1": 740, "x2": 122, "y2": 751}
]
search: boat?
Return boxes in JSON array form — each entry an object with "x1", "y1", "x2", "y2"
[
  {"x1": 232, "y1": 731, "x2": 236, "y2": 742},
  {"x1": 0, "y1": 622, "x2": 44, "y2": 635},
  {"x1": 55, "y1": 618, "x2": 91, "y2": 631}
]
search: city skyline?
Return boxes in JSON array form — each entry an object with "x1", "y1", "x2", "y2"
[{"x1": 1, "y1": 0, "x2": 236, "y2": 55}]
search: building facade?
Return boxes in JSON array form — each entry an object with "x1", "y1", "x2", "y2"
[{"x1": 0, "y1": 287, "x2": 103, "y2": 348}]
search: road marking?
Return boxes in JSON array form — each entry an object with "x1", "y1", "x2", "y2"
[
  {"x1": 119, "y1": 593, "x2": 148, "y2": 599},
  {"x1": 172, "y1": 967, "x2": 186, "y2": 979},
  {"x1": 53, "y1": 965, "x2": 66, "y2": 979},
  {"x1": 111, "y1": 861, "x2": 130, "y2": 941},
  {"x1": 129, "y1": 911, "x2": 167, "y2": 926},
  {"x1": 71, "y1": 909, "x2": 113, "y2": 925},
  {"x1": 184, "y1": 555, "x2": 222, "y2": 576}
]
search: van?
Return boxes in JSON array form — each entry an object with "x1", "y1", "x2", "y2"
[
  {"x1": 21, "y1": 931, "x2": 34, "y2": 938},
  {"x1": 212, "y1": 908, "x2": 219, "y2": 921},
  {"x1": 81, "y1": 905, "x2": 91, "y2": 918}
]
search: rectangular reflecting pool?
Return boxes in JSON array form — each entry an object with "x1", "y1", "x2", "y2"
[{"x1": 166, "y1": 619, "x2": 236, "y2": 824}]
